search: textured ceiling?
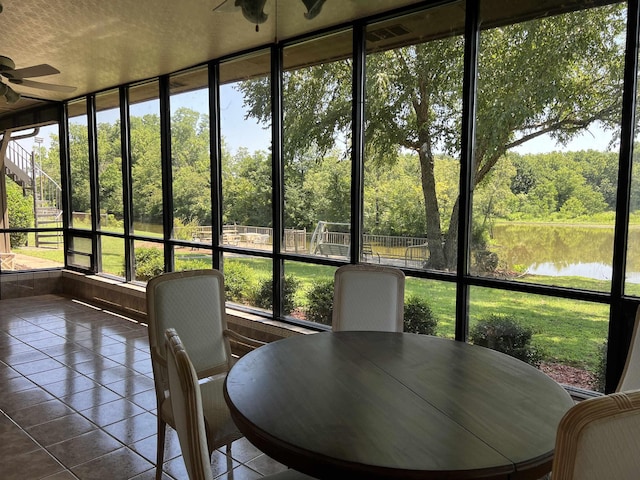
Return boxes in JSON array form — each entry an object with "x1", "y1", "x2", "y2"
[{"x1": 0, "y1": 0, "x2": 423, "y2": 118}]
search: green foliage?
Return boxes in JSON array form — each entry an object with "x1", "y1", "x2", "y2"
[
  {"x1": 470, "y1": 314, "x2": 543, "y2": 367},
  {"x1": 224, "y1": 260, "x2": 257, "y2": 303},
  {"x1": 403, "y1": 296, "x2": 437, "y2": 335},
  {"x1": 253, "y1": 274, "x2": 300, "y2": 315},
  {"x1": 173, "y1": 218, "x2": 200, "y2": 241},
  {"x1": 593, "y1": 341, "x2": 607, "y2": 393},
  {"x1": 6, "y1": 181, "x2": 33, "y2": 247},
  {"x1": 134, "y1": 247, "x2": 164, "y2": 281},
  {"x1": 304, "y1": 279, "x2": 334, "y2": 325}
]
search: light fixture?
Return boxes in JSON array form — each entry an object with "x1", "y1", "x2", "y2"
[{"x1": 1, "y1": 82, "x2": 20, "y2": 104}]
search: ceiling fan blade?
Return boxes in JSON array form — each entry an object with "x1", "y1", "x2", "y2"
[
  {"x1": 8, "y1": 64, "x2": 61, "y2": 79},
  {"x1": 10, "y1": 78, "x2": 76, "y2": 93},
  {"x1": 212, "y1": 0, "x2": 239, "y2": 13}
]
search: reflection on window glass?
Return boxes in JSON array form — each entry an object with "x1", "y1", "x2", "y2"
[
  {"x1": 3, "y1": 124, "x2": 64, "y2": 271},
  {"x1": 469, "y1": 286, "x2": 609, "y2": 393},
  {"x1": 282, "y1": 31, "x2": 353, "y2": 258},
  {"x1": 170, "y1": 68, "x2": 211, "y2": 243},
  {"x1": 473, "y1": 3, "x2": 625, "y2": 292},
  {"x1": 364, "y1": 3, "x2": 465, "y2": 273},
  {"x1": 284, "y1": 260, "x2": 336, "y2": 325},
  {"x1": 134, "y1": 240, "x2": 164, "y2": 282},
  {"x1": 404, "y1": 277, "x2": 455, "y2": 339},
  {"x1": 130, "y1": 82, "x2": 163, "y2": 238},
  {"x1": 222, "y1": 253, "x2": 272, "y2": 311},
  {"x1": 220, "y1": 51, "x2": 272, "y2": 249},
  {"x1": 68, "y1": 98, "x2": 92, "y2": 230},
  {"x1": 96, "y1": 90, "x2": 123, "y2": 234},
  {"x1": 101, "y1": 235, "x2": 125, "y2": 277}
]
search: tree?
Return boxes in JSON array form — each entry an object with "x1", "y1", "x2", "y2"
[{"x1": 239, "y1": 4, "x2": 626, "y2": 270}]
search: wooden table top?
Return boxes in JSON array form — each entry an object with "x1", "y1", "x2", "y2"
[{"x1": 224, "y1": 331, "x2": 573, "y2": 480}]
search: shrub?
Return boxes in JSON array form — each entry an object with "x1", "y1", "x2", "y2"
[
  {"x1": 403, "y1": 295, "x2": 437, "y2": 335},
  {"x1": 6, "y1": 181, "x2": 33, "y2": 247},
  {"x1": 134, "y1": 247, "x2": 164, "y2": 281},
  {"x1": 305, "y1": 279, "x2": 334, "y2": 326},
  {"x1": 593, "y1": 341, "x2": 607, "y2": 393},
  {"x1": 224, "y1": 260, "x2": 256, "y2": 303},
  {"x1": 253, "y1": 274, "x2": 300, "y2": 315},
  {"x1": 469, "y1": 314, "x2": 543, "y2": 367}
]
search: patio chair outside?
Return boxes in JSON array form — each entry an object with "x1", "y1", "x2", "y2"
[
  {"x1": 551, "y1": 390, "x2": 640, "y2": 479},
  {"x1": 332, "y1": 264, "x2": 405, "y2": 332},
  {"x1": 147, "y1": 269, "x2": 261, "y2": 480}
]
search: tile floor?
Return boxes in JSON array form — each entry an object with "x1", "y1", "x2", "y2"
[{"x1": 0, "y1": 294, "x2": 289, "y2": 480}]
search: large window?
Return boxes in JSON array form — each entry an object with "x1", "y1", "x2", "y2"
[
  {"x1": 282, "y1": 31, "x2": 353, "y2": 260},
  {"x1": 220, "y1": 51, "x2": 272, "y2": 253},
  {"x1": 1, "y1": 124, "x2": 64, "y2": 271},
  {"x1": 473, "y1": 3, "x2": 626, "y2": 293},
  {"x1": 169, "y1": 68, "x2": 211, "y2": 245},
  {"x1": 364, "y1": 3, "x2": 465, "y2": 272},
  {"x1": 68, "y1": 99, "x2": 91, "y2": 231},
  {"x1": 129, "y1": 82, "x2": 163, "y2": 239}
]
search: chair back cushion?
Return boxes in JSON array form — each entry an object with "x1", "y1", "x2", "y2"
[
  {"x1": 147, "y1": 270, "x2": 231, "y2": 378},
  {"x1": 165, "y1": 328, "x2": 213, "y2": 480},
  {"x1": 617, "y1": 306, "x2": 640, "y2": 392},
  {"x1": 332, "y1": 264, "x2": 405, "y2": 332},
  {"x1": 552, "y1": 390, "x2": 640, "y2": 480}
]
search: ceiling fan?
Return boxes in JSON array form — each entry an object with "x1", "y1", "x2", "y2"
[
  {"x1": 0, "y1": 55, "x2": 77, "y2": 104},
  {"x1": 213, "y1": 0, "x2": 326, "y2": 31}
]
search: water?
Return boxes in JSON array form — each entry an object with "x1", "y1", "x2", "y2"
[{"x1": 491, "y1": 223, "x2": 640, "y2": 283}]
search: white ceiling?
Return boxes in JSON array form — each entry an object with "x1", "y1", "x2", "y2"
[{"x1": 0, "y1": 0, "x2": 423, "y2": 118}]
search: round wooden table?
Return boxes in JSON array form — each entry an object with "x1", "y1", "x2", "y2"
[{"x1": 224, "y1": 331, "x2": 573, "y2": 480}]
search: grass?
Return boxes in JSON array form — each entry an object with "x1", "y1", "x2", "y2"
[{"x1": 15, "y1": 236, "x2": 611, "y2": 373}]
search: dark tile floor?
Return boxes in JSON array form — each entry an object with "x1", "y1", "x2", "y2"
[{"x1": 0, "y1": 294, "x2": 289, "y2": 479}]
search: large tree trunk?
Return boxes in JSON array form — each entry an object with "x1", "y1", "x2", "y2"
[{"x1": 418, "y1": 147, "x2": 446, "y2": 270}]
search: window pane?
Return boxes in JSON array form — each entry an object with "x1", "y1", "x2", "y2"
[
  {"x1": 627, "y1": 26, "x2": 640, "y2": 296},
  {"x1": 67, "y1": 235, "x2": 93, "y2": 270},
  {"x1": 473, "y1": 3, "x2": 625, "y2": 292},
  {"x1": 220, "y1": 51, "x2": 272, "y2": 250},
  {"x1": 68, "y1": 98, "x2": 91, "y2": 230},
  {"x1": 96, "y1": 89, "x2": 123, "y2": 234},
  {"x1": 174, "y1": 245, "x2": 212, "y2": 271},
  {"x1": 134, "y1": 240, "x2": 164, "y2": 282},
  {"x1": 130, "y1": 82, "x2": 163, "y2": 237},
  {"x1": 364, "y1": 3, "x2": 465, "y2": 272},
  {"x1": 170, "y1": 68, "x2": 211, "y2": 243},
  {"x1": 469, "y1": 287, "x2": 609, "y2": 393},
  {"x1": 222, "y1": 253, "x2": 272, "y2": 311},
  {"x1": 284, "y1": 260, "x2": 336, "y2": 326},
  {"x1": 404, "y1": 277, "x2": 455, "y2": 339},
  {"x1": 282, "y1": 31, "x2": 353, "y2": 259},
  {"x1": 2, "y1": 125, "x2": 64, "y2": 271},
  {"x1": 101, "y1": 235, "x2": 125, "y2": 277}
]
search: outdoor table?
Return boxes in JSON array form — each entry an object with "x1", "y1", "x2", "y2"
[{"x1": 224, "y1": 331, "x2": 573, "y2": 480}]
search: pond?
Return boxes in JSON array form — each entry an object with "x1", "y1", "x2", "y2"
[{"x1": 491, "y1": 223, "x2": 640, "y2": 284}]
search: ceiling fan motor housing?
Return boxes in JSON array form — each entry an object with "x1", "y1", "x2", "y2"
[{"x1": 0, "y1": 55, "x2": 16, "y2": 72}]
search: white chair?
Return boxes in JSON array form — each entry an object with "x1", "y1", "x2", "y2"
[
  {"x1": 616, "y1": 306, "x2": 640, "y2": 392},
  {"x1": 147, "y1": 269, "x2": 263, "y2": 480},
  {"x1": 164, "y1": 328, "x2": 316, "y2": 480},
  {"x1": 332, "y1": 264, "x2": 405, "y2": 332},
  {"x1": 551, "y1": 390, "x2": 640, "y2": 479}
]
